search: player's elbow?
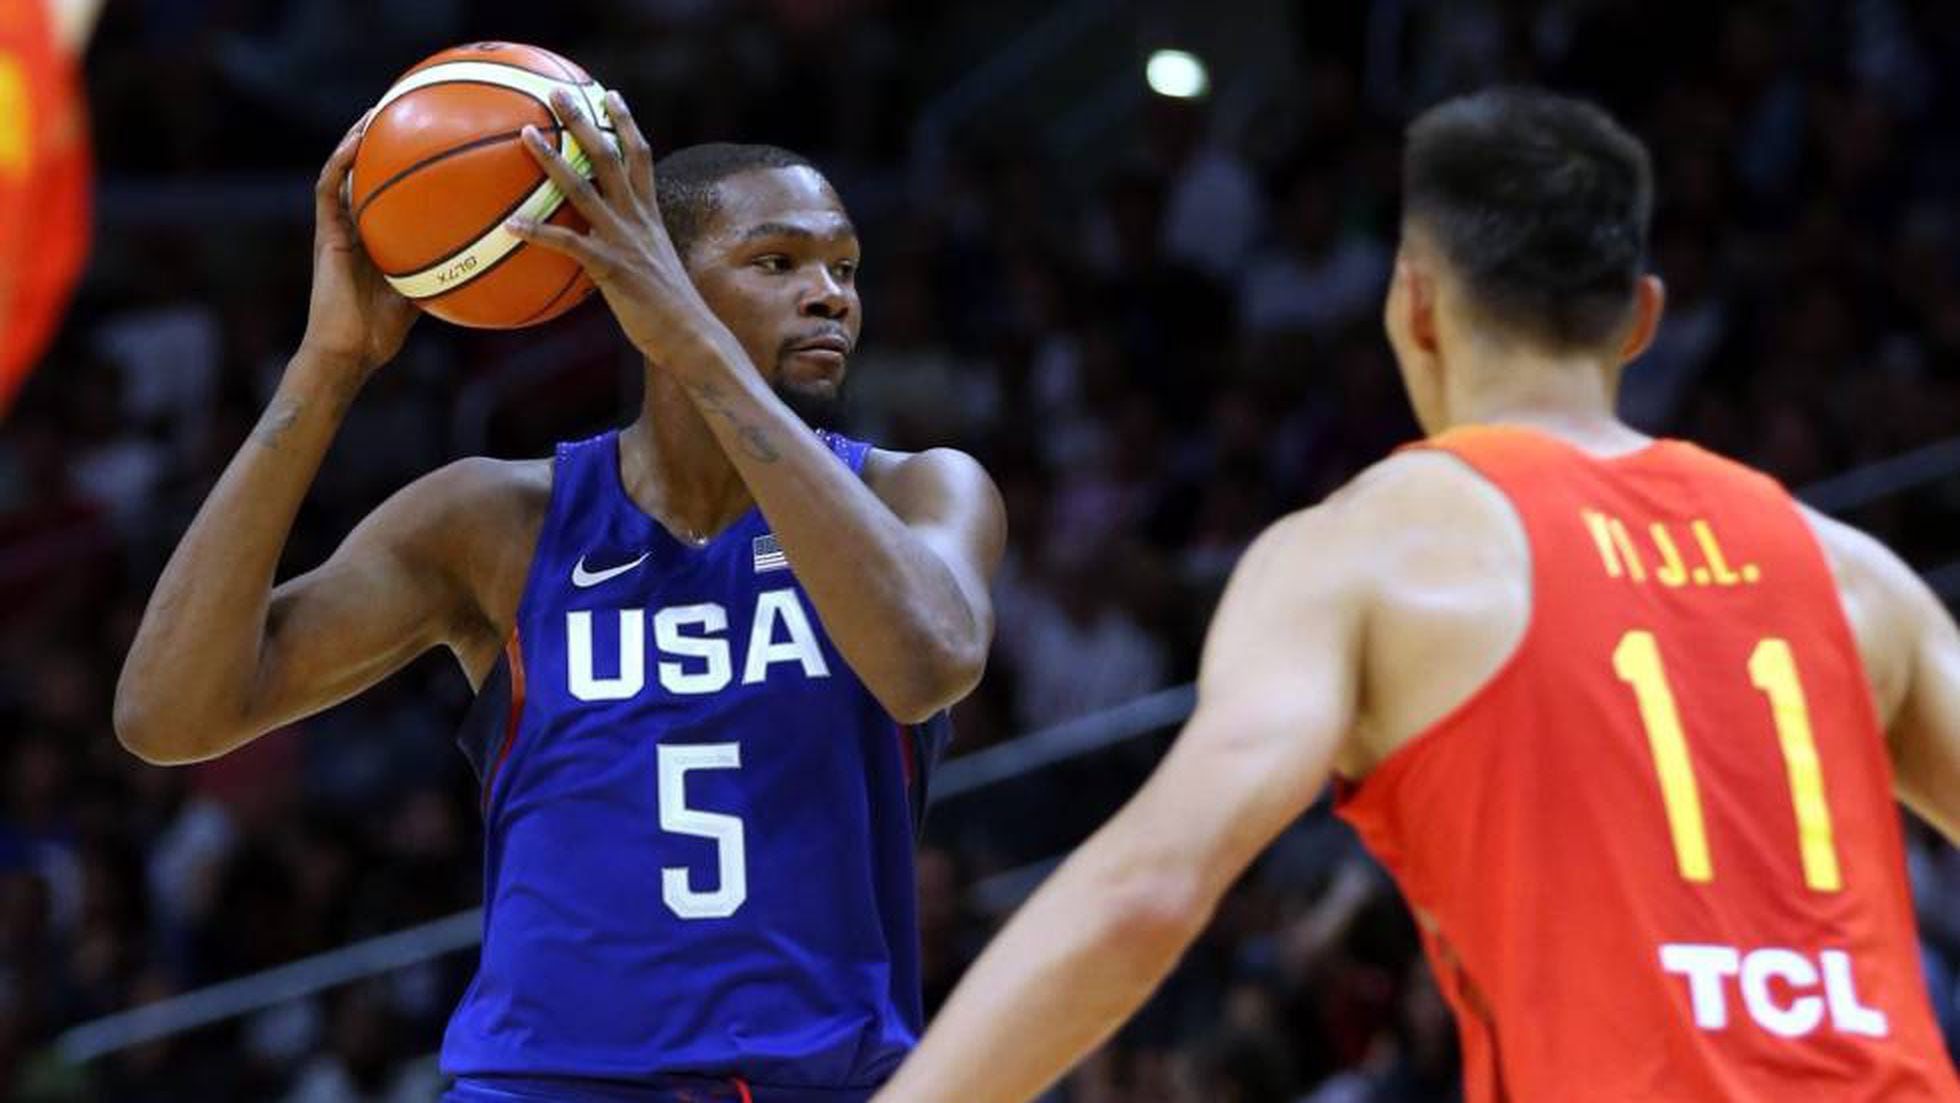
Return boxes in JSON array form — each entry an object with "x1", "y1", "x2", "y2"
[
  {"x1": 883, "y1": 634, "x2": 988, "y2": 724},
  {"x1": 1094, "y1": 862, "x2": 1215, "y2": 955},
  {"x1": 113, "y1": 693, "x2": 182, "y2": 765},
  {"x1": 113, "y1": 678, "x2": 226, "y2": 766}
]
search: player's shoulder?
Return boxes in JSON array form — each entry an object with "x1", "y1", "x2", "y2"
[
  {"x1": 364, "y1": 455, "x2": 554, "y2": 598},
  {"x1": 1798, "y1": 505, "x2": 1940, "y2": 712},
  {"x1": 396, "y1": 454, "x2": 554, "y2": 539},
  {"x1": 1336, "y1": 446, "x2": 1512, "y2": 511},
  {"x1": 863, "y1": 446, "x2": 1002, "y2": 520},
  {"x1": 1236, "y1": 447, "x2": 1527, "y2": 607},
  {"x1": 1798, "y1": 505, "x2": 1942, "y2": 640},
  {"x1": 1278, "y1": 447, "x2": 1521, "y2": 555},
  {"x1": 426, "y1": 453, "x2": 554, "y2": 507},
  {"x1": 390, "y1": 455, "x2": 555, "y2": 667},
  {"x1": 1799, "y1": 505, "x2": 1921, "y2": 598},
  {"x1": 863, "y1": 445, "x2": 991, "y2": 487}
]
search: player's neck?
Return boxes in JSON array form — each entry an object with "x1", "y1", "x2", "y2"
[
  {"x1": 616, "y1": 370, "x2": 755, "y2": 545},
  {"x1": 1442, "y1": 347, "x2": 1646, "y2": 452}
]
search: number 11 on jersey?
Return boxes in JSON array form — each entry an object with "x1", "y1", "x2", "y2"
[{"x1": 1613, "y1": 631, "x2": 1842, "y2": 892}]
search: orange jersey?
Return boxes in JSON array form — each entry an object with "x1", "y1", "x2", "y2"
[
  {"x1": 0, "y1": 0, "x2": 91, "y2": 418},
  {"x1": 1336, "y1": 426, "x2": 1959, "y2": 1102}
]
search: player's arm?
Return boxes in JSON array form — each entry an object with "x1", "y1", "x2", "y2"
[
  {"x1": 114, "y1": 115, "x2": 441, "y2": 764},
  {"x1": 1805, "y1": 508, "x2": 1960, "y2": 843},
  {"x1": 869, "y1": 508, "x2": 1363, "y2": 1103},
  {"x1": 1891, "y1": 575, "x2": 1960, "y2": 842},
  {"x1": 1853, "y1": 534, "x2": 1960, "y2": 843},
  {"x1": 645, "y1": 353, "x2": 1002, "y2": 723},
  {"x1": 116, "y1": 457, "x2": 511, "y2": 764},
  {"x1": 507, "y1": 91, "x2": 1004, "y2": 722}
]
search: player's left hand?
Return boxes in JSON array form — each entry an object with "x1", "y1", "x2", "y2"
[{"x1": 507, "y1": 88, "x2": 726, "y2": 367}]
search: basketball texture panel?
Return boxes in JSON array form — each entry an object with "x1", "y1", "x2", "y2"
[
  {"x1": 421, "y1": 201, "x2": 594, "y2": 329},
  {"x1": 404, "y1": 42, "x2": 592, "y2": 84},
  {"x1": 355, "y1": 127, "x2": 565, "y2": 276},
  {"x1": 348, "y1": 82, "x2": 552, "y2": 216}
]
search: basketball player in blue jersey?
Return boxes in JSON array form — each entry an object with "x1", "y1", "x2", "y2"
[{"x1": 115, "y1": 91, "x2": 1005, "y2": 1103}]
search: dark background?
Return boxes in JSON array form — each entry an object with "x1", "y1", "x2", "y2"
[{"x1": 3, "y1": 0, "x2": 1958, "y2": 1099}]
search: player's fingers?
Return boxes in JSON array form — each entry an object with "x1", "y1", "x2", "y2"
[
  {"x1": 314, "y1": 122, "x2": 368, "y2": 248},
  {"x1": 506, "y1": 216, "x2": 610, "y2": 279},
  {"x1": 317, "y1": 125, "x2": 361, "y2": 201},
  {"x1": 520, "y1": 124, "x2": 618, "y2": 233},
  {"x1": 550, "y1": 88, "x2": 629, "y2": 207},
  {"x1": 606, "y1": 91, "x2": 656, "y2": 201}
]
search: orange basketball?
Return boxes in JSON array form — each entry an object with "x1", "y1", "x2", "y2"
[{"x1": 350, "y1": 42, "x2": 615, "y2": 330}]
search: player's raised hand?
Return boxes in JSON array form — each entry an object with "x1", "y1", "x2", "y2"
[
  {"x1": 507, "y1": 89, "x2": 725, "y2": 367},
  {"x1": 300, "y1": 112, "x2": 419, "y2": 376}
]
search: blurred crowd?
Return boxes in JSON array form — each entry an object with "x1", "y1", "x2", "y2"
[{"x1": 3, "y1": 0, "x2": 1959, "y2": 1099}]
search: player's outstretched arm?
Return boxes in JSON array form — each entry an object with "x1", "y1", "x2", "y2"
[
  {"x1": 115, "y1": 114, "x2": 442, "y2": 764},
  {"x1": 869, "y1": 509, "x2": 1363, "y2": 1103},
  {"x1": 507, "y1": 90, "x2": 1004, "y2": 722}
]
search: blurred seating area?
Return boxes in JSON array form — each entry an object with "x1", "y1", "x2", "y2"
[{"x1": 2, "y1": 1, "x2": 1957, "y2": 1098}]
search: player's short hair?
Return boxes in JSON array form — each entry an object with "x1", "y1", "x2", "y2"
[
  {"x1": 654, "y1": 143, "x2": 819, "y2": 257},
  {"x1": 1403, "y1": 87, "x2": 1653, "y2": 350}
]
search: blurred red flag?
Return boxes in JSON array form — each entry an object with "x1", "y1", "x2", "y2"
[{"x1": 0, "y1": 0, "x2": 91, "y2": 419}]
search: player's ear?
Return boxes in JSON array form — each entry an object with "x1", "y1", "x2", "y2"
[
  {"x1": 1402, "y1": 258, "x2": 1441, "y2": 356},
  {"x1": 1617, "y1": 274, "x2": 1666, "y2": 365}
]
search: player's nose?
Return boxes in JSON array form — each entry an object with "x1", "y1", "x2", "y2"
[{"x1": 800, "y1": 269, "x2": 851, "y2": 321}]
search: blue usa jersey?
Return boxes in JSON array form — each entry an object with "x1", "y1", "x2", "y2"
[{"x1": 444, "y1": 428, "x2": 949, "y2": 1096}]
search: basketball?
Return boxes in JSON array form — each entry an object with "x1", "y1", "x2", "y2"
[{"x1": 349, "y1": 42, "x2": 615, "y2": 330}]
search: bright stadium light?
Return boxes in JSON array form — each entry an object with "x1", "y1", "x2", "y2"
[{"x1": 1146, "y1": 49, "x2": 1208, "y2": 100}]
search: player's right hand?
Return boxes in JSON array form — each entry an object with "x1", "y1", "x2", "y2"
[{"x1": 298, "y1": 112, "x2": 418, "y2": 376}]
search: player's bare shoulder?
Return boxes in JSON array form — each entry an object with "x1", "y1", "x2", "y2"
[
  {"x1": 391, "y1": 454, "x2": 554, "y2": 681},
  {"x1": 862, "y1": 446, "x2": 1006, "y2": 566},
  {"x1": 1294, "y1": 449, "x2": 1533, "y2": 774},
  {"x1": 862, "y1": 446, "x2": 994, "y2": 503},
  {"x1": 1797, "y1": 506, "x2": 1932, "y2": 728}
]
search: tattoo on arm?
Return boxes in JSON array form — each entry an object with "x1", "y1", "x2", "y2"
[
  {"x1": 250, "y1": 377, "x2": 359, "y2": 452},
  {"x1": 252, "y1": 402, "x2": 302, "y2": 451},
  {"x1": 686, "y1": 379, "x2": 781, "y2": 462}
]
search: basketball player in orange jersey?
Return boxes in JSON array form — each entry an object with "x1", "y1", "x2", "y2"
[
  {"x1": 871, "y1": 87, "x2": 1960, "y2": 1102},
  {"x1": 0, "y1": 0, "x2": 100, "y2": 417},
  {"x1": 117, "y1": 91, "x2": 1004, "y2": 1099}
]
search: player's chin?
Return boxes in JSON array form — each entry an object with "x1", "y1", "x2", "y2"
[
  {"x1": 773, "y1": 370, "x2": 846, "y2": 428},
  {"x1": 780, "y1": 347, "x2": 849, "y2": 388}
]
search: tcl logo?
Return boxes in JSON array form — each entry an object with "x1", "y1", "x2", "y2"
[{"x1": 1660, "y1": 944, "x2": 1889, "y2": 1038}]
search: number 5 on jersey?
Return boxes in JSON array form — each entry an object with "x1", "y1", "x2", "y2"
[
  {"x1": 657, "y1": 743, "x2": 748, "y2": 919},
  {"x1": 1613, "y1": 631, "x2": 1842, "y2": 892}
]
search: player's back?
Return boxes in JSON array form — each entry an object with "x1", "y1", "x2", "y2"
[{"x1": 1337, "y1": 425, "x2": 1960, "y2": 1102}]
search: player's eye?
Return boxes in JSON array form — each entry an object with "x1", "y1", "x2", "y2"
[
  {"x1": 753, "y1": 255, "x2": 791, "y2": 273},
  {"x1": 831, "y1": 260, "x2": 858, "y2": 281}
]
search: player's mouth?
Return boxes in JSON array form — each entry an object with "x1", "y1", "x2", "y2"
[{"x1": 784, "y1": 332, "x2": 852, "y2": 373}]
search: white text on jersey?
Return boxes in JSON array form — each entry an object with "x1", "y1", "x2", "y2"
[
  {"x1": 566, "y1": 588, "x2": 832, "y2": 700},
  {"x1": 1660, "y1": 943, "x2": 1888, "y2": 1038}
]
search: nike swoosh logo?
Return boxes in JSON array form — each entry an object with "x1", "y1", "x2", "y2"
[{"x1": 571, "y1": 551, "x2": 650, "y2": 588}]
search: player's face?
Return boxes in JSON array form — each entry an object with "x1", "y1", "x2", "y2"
[{"x1": 683, "y1": 167, "x2": 863, "y2": 426}]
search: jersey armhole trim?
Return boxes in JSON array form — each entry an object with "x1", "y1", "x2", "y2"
[
  {"x1": 484, "y1": 448, "x2": 566, "y2": 691},
  {"x1": 1337, "y1": 446, "x2": 1541, "y2": 797},
  {"x1": 467, "y1": 449, "x2": 563, "y2": 821},
  {"x1": 480, "y1": 626, "x2": 529, "y2": 813}
]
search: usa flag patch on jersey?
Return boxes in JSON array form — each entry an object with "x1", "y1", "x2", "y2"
[{"x1": 753, "y1": 533, "x2": 788, "y2": 572}]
